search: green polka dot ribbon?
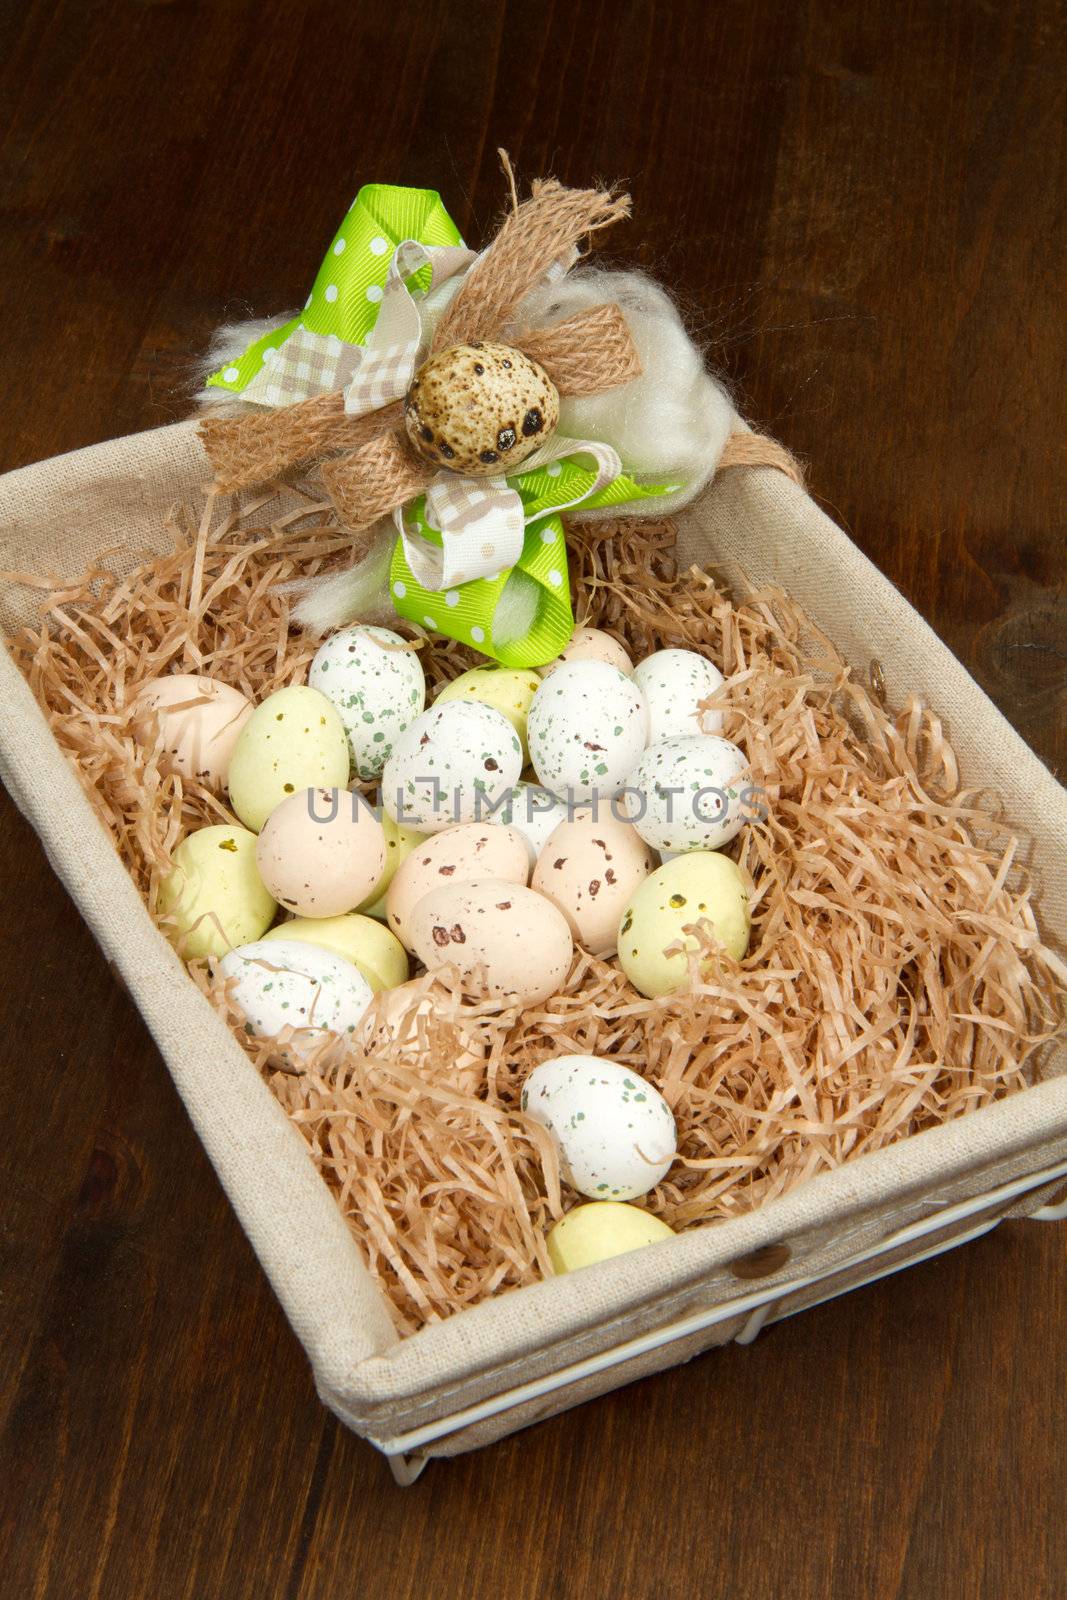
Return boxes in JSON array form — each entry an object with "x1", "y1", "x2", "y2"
[
  {"x1": 390, "y1": 452, "x2": 677, "y2": 668},
  {"x1": 205, "y1": 185, "x2": 462, "y2": 393},
  {"x1": 205, "y1": 182, "x2": 683, "y2": 666}
]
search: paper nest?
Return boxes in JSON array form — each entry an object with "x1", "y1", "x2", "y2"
[{"x1": 7, "y1": 488, "x2": 1064, "y2": 1335}]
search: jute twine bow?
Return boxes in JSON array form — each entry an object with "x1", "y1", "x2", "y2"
[{"x1": 200, "y1": 180, "x2": 641, "y2": 530}]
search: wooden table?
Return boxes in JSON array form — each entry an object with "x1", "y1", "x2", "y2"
[{"x1": 2, "y1": 3, "x2": 1064, "y2": 1595}]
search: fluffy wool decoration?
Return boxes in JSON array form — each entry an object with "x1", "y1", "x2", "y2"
[
  {"x1": 511, "y1": 267, "x2": 737, "y2": 516},
  {"x1": 196, "y1": 267, "x2": 737, "y2": 638}
]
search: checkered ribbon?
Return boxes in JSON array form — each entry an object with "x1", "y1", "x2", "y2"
[
  {"x1": 342, "y1": 240, "x2": 475, "y2": 418},
  {"x1": 241, "y1": 329, "x2": 365, "y2": 408},
  {"x1": 240, "y1": 240, "x2": 474, "y2": 413}
]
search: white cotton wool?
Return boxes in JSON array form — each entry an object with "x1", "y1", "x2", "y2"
[
  {"x1": 285, "y1": 526, "x2": 399, "y2": 637},
  {"x1": 509, "y1": 267, "x2": 738, "y2": 517}
]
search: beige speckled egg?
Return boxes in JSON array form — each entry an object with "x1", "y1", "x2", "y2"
[
  {"x1": 255, "y1": 787, "x2": 385, "y2": 917},
  {"x1": 386, "y1": 822, "x2": 530, "y2": 951},
  {"x1": 356, "y1": 981, "x2": 485, "y2": 1095},
  {"x1": 532, "y1": 810, "x2": 656, "y2": 956},
  {"x1": 133, "y1": 674, "x2": 253, "y2": 790},
  {"x1": 409, "y1": 879, "x2": 573, "y2": 1006},
  {"x1": 403, "y1": 342, "x2": 559, "y2": 476},
  {"x1": 541, "y1": 627, "x2": 634, "y2": 678}
]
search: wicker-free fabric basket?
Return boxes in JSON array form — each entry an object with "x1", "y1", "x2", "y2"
[{"x1": 2, "y1": 418, "x2": 1065, "y2": 1482}]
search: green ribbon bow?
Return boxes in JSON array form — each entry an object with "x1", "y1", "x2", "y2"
[
  {"x1": 389, "y1": 456, "x2": 673, "y2": 667},
  {"x1": 207, "y1": 184, "x2": 678, "y2": 668},
  {"x1": 206, "y1": 185, "x2": 463, "y2": 393}
]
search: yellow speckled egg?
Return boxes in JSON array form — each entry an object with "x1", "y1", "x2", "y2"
[
  {"x1": 540, "y1": 627, "x2": 634, "y2": 678},
  {"x1": 403, "y1": 342, "x2": 559, "y2": 476},
  {"x1": 435, "y1": 667, "x2": 541, "y2": 763},
  {"x1": 228, "y1": 685, "x2": 351, "y2": 832},
  {"x1": 409, "y1": 879, "x2": 573, "y2": 1006},
  {"x1": 255, "y1": 787, "x2": 385, "y2": 918},
  {"x1": 618, "y1": 852, "x2": 751, "y2": 998},
  {"x1": 132, "y1": 674, "x2": 253, "y2": 790},
  {"x1": 532, "y1": 809, "x2": 656, "y2": 956},
  {"x1": 547, "y1": 1202, "x2": 675, "y2": 1274},
  {"x1": 386, "y1": 822, "x2": 530, "y2": 951},
  {"x1": 158, "y1": 824, "x2": 277, "y2": 960},
  {"x1": 260, "y1": 912, "x2": 407, "y2": 992},
  {"x1": 357, "y1": 808, "x2": 426, "y2": 920}
]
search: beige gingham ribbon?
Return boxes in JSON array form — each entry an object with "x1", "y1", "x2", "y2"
[
  {"x1": 240, "y1": 240, "x2": 475, "y2": 412},
  {"x1": 342, "y1": 240, "x2": 476, "y2": 417},
  {"x1": 241, "y1": 329, "x2": 364, "y2": 407}
]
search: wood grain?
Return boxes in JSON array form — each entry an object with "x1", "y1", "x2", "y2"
[{"x1": 1, "y1": 2, "x2": 1064, "y2": 1595}]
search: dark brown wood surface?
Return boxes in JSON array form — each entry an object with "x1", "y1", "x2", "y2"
[{"x1": 1, "y1": 3, "x2": 1065, "y2": 1596}]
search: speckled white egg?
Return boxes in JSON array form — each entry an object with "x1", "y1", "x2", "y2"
[
  {"x1": 381, "y1": 701, "x2": 523, "y2": 833},
  {"x1": 217, "y1": 937, "x2": 374, "y2": 1057},
  {"x1": 132, "y1": 674, "x2": 253, "y2": 791},
  {"x1": 521, "y1": 1056, "x2": 677, "y2": 1200},
  {"x1": 486, "y1": 783, "x2": 571, "y2": 866},
  {"x1": 541, "y1": 626, "x2": 634, "y2": 677},
  {"x1": 434, "y1": 666, "x2": 540, "y2": 762},
  {"x1": 309, "y1": 625, "x2": 425, "y2": 781},
  {"x1": 527, "y1": 661, "x2": 649, "y2": 804},
  {"x1": 255, "y1": 787, "x2": 386, "y2": 918},
  {"x1": 632, "y1": 649, "x2": 726, "y2": 741},
  {"x1": 625, "y1": 735, "x2": 749, "y2": 852}
]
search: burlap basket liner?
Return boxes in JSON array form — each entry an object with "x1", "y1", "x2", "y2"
[{"x1": 1, "y1": 418, "x2": 1064, "y2": 1462}]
